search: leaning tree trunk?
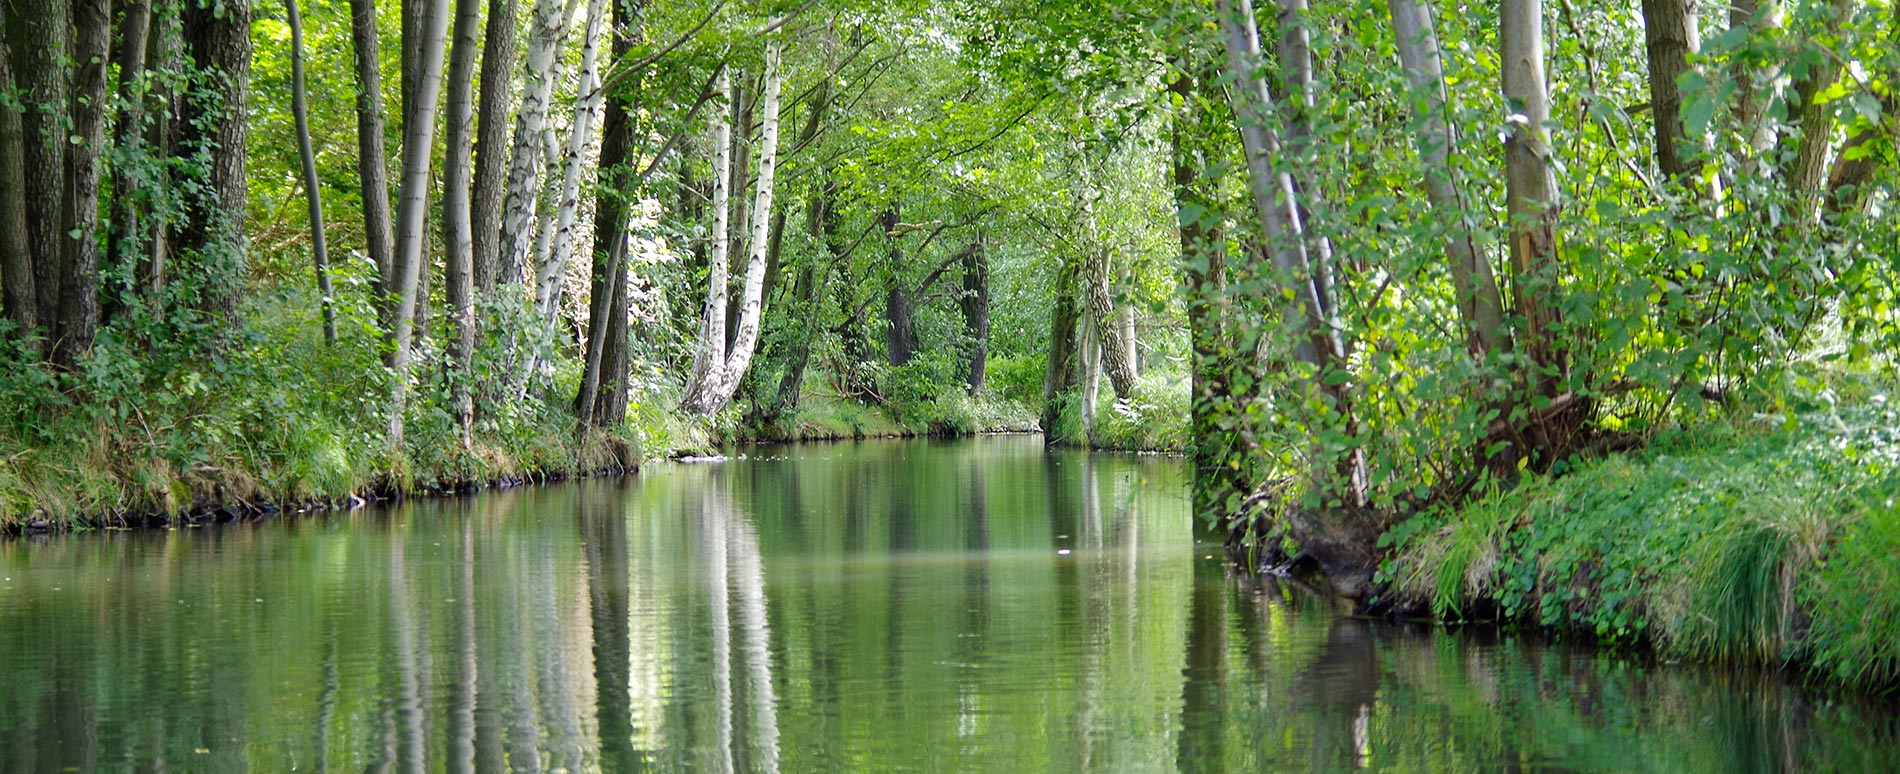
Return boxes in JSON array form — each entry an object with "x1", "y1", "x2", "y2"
[
  {"x1": 1219, "y1": 0, "x2": 1374, "y2": 592},
  {"x1": 1385, "y1": 0, "x2": 1507, "y2": 354},
  {"x1": 534, "y1": 0, "x2": 608, "y2": 324},
  {"x1": 348, "y1": 0, "x2": 396, "y2": 309},
  {"x1": 1501, "y1": 0, "x2": 1563, "y2": 386},
  {"x1": 470, "y1": 0, "x2": 518, "y2": 292},
  {"x1": 178, "y1": 0, "x2": 251, "y2": 324},
  {"x1": 0, "y1": 6, "x2": 36, "y2": 335},
  {"x1": 441, "y1": 0, "x2": 481, "y2": 441},
  {"x1": 287, "y1": 0, "x2": 337, "y2": 344},
  {"x1": 385, "y1": 0, "x2": 450, "y2": 447},
  {"x1": 681, "y1": 40, "x2": 785, "y2": 417},
  {"x1": 1081, "y1": 243, "x2": 1137, "y2": 400},
  {"x1": 1273, "y1": 0, "x2": 1343, "y2": 352},
  {"x1": 10, "y1": 0, "x2": 68, "y2": 345},
  {"x1": 497, "y1": 0, "x2": 581, "y2": 287},
  {"x1": 1641, "y1": 0, "x2": 1701, "y2": 187}
]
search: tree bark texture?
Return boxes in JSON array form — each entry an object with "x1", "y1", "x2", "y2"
[
  {"x1": 386, "y1": 0, "x2": 450, "y2": 446},
  {"x1": 1385, "y1": 0, "x2": 1507, "y2": 354},
  {"x1": 1081, "y1": 243, "x2": 1137, "y2": 400},
  {"x1": 534, "y1": 0, "x2": 608, "y2": 323},
  {"x1": 287, "y1": 0, "x2": 338, "y2": 344},
  {"x1": 471, "y1": 0, "x2": 518, "y2": 292},
  {"x1": 1781, "y1": 0, "x2": 1854, "y2": 221},
  {"x1": 349, "y1": 0, "x2": 396, "y2": 303},
  {"x1": 178, "y1": 0, "x2": 251, "y2": 323},
  {"x1": 1641, "y1": 0, "x2": 1701, "y2": 185},
  {"x1": 680, "y1": 67, "x2": 735, "y2": 414},
  {"x1": 498, "y1": 0, "x2": 581, "y2": 287},
  {"x1": 103, "y1": 0, "x2": 152, "y2": 328},
  {"x1": 8, "y1": 0, "x2": 68, "y2": 341},
  {"x1": 961, "y1": 240, "x2": 989, "y2": 394},
  {"x1": 441, "y1": 0, "x2": 481, "y2": 440},
  {"x1": 681, "y1": 39, "x2": 784, "y2": 417},
  {"x1": 0, "y1": 5, "x2": 35, "y2": 335},
  {"x1": 577, "y1": 0, "x2": 638, "y2": 429},
  {"x1": 1501, "y1": 0, "x2": 1563, "y2": 382},
  {"x1": 51, "y1": 0, "x2": 111, "y2": 367},
  {"x1": 1041, "y1": 253, "x2": 1080, "y2": 442}
]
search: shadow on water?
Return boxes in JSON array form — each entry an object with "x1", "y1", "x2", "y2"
[{"x1": 0, "y1": 436, "x2": 1897, "y2": 771}]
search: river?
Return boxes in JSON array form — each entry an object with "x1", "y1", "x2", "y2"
[{"x1": 1, "y1": 436, "x2": 1895, "y2": 771}]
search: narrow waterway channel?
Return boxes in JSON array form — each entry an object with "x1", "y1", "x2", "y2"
[{"x1": 1, "y1": 436, "x2": 1896, "y2": 771}]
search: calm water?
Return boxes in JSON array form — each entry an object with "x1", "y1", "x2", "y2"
[{"x1": 2, "y1": 436, "x2": 1897, "y2": 772}]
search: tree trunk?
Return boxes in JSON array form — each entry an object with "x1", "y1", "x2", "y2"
[
  {"x1": 960, "y1": 240, "x2": 989, "y2": 394},
  {"x1": 441, "y1": 0, "x2": 481, "y2": 440},
  {"x1": 349, "y1": 0, "x2": 396, "y2": 308},
  {"x1": 774, "y1": 173, "x2": 839, "y2": 415},
  {"x1": 470, "y1": 0, "x2": 518, "y2": 293},
  {"x1": 102, "y1": 0, "x2": 151, "y2": 329},
  {"x1": 58, "y1": 0, "x2": 109, "y2": 366},
  {"x1": 178, "y1": 0, "x2": 250, "y2": 323},
  {"x1": 1385, "y1": 0, "x2": 1507, "y2": 354},
  {"x1": 1501, "y1": 0, "x2": 1563, "y2": 384},
  {"x1": 0, "y1": 6, "x2": 34, "y2": 335},
  {"x1": 1780, "y1": 0, "x2": 1854, "y2": 222},
  {"x1": 1219, "y1": 0, "x2": 1373, "y2": 591},
  {"x1": 577, "y1": 0, "x2": 637, "y2": 429},
  {"x1": 1081, "y1": 243, "x2": 1136, "y2": 399},
  {"x1": 1641, "y1": 0, "x2": 1701, "y2": 186},
  {"x1": 497, "y1": 0, "x2": 581, "y2": 287},
  {"x1": 534, "y1": 0, "x2": 608, "y2": 324},
  {"x1": 681, "y1": 39, "x2": 785, "y2": 418},
  {"x1": 1273, "y1": 0, "x2": 1342, "y2": 345},
  {"x1": 386, "y1": 0, "x2": 451, "y2": 447},
  {"x1": 1823, "y1": 3, "x2": 1897, "y2": 217},
  {"x1": 1727, "y1": 0, "x2": 1780, "y2": 179},
  {"x1": 287, "y1": 0, "x2": 337, "y2": 344},
  {"x1": 885, "y1": 283, "x2": 915, "y2": 367},
  {"x1": 680, "y1": 66, "x2": 736, "y2": 414},
  {"x1": 1041, "y1": 253, "x2": 1081, "y2": 442},
  {"x1": 8, "y1": 0, "x2": 68, "y2": 343}
]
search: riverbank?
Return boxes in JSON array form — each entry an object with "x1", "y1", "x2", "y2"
[{"x1": 1379, "y1": 401, "x2": 1900, "y2": 691}]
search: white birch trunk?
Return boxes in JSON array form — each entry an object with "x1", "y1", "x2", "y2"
[
  {"x1": 535, "y1": 0, "x2": 608, "y2": 322},
  {"x1": 681, "y1": 39, "x2": 784, "y2": 417},
  {"x1": 496, "y1": 0, "x2": 582, "y2": 287},
  {"x1": 680, "y1": 67, "x2": 735, "y2": 414}
]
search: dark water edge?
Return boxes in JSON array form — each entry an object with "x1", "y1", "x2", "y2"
[{"x1": 1, "y1": 436, "x2": 1897, "y2": 772}]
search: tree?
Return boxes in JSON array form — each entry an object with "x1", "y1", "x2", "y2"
[
  {"x1": 576, "y1": 0, "x2": 639, "y2": 429},
  {"x1": 1641, "y1": 0, "x2": 1701, "y2": 186},
  {"x1": 0, "y1": 3, "x2": 34, "y2": 336},
  {"x1": 1385, "y1": 0, "x2": 1506, "y2": 354},
  {"x1": 498, "y1": 0, "x2": 581, "y2": 287},
  {"x1": 177, "y1": 0, "x2": 253, "y2": 324},
  {"x1": 442, "y1": 0, "x2": 483, "y2": 440},
  {"x1": 7, "y1": 0, "x2": 68, "y2": 346},
  {"x1": 287, "y1": 0, "x2": 338, "y2": 344},
  {"x1": 681, "y1": 37, "x2": 785, "y2": 417},
  {"x1": 386, "y1": 0, "x2": 451, "y2": 446},
  {"x1": 471, "y1": 0, "x2": 519, "y2": 292},
  {"x1": 348, "y1": 0, "x2": 396, "y2": 307}
]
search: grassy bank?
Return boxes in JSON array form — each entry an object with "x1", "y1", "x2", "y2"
[{"x1": 1381, "y1": 400, "x2": 1900, "y2": 690}]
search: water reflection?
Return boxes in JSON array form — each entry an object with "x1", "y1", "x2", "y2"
[{"x1": 0, "y1": 437, "x2": 1897, "y2": 772}]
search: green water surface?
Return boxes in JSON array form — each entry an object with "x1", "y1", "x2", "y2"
[{"x1": 1, "y1": 436, "x2": 1895, "y2": 772}]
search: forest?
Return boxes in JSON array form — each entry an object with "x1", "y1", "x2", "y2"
[{"x1": 2, "y1": 0, "x2": 1899, "y2": 676}]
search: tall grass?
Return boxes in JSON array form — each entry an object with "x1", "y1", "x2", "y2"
[{"x1": 1382, "y1": 402, "x2": 1900, "y2": 690}]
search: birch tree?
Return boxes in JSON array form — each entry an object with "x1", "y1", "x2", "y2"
[
  {"x1": 681, "y1": 39, "x2": 785, "y2": 417},
  {"x1": 534, "y1": 0, "x2": 609, "y2": 323},
  {"x1": 498, "y1": 0, "x2": 583, "y2": 287},
  {"x1": 471, "y1": 0, "x2": 519, "y2": 292},
  {"x1": 1501, "y1": 0, "x2": 1563, "y2": 382}
]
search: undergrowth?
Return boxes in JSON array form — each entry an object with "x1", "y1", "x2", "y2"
[{"x1": 1380, "y1": 398, "x2": 1900, "y2": 690}]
